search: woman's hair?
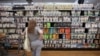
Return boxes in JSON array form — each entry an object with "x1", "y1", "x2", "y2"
[{"x1": 28, "y1": 20, "x2": 36, "y2": 33}]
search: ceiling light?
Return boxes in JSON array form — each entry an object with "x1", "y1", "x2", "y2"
[{"x1": 86, "y1": 1, "x2": 89, "y2": 3}]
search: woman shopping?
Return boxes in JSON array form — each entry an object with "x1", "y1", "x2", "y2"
[{"x1": 22, "y1": 20, "x2": 43, "y2": 56}]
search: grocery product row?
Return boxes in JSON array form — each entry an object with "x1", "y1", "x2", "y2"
[
  {"x1": 0, "y1": 29, "x2": 22, "y2": 34},
  {"x1": 1, "y1": 16, "x2": 100, "y2": 23},
  {"x1": 43, "y1": 28, "x2": 98, "y2": 34},
  {"x1": 1, "y1": 34, "x2": 100, "y2": 48},
  {"x1": 0, "y1": 22, "x2": 99, "y2": 29},
  {"x1": 43, "y1": 22, "x2": 100, "y2": 28},
  {"x1": 0, "y1": 4, "x2": 94, "y2": 10},
  {"x1": 43, "y1": 39, "x2": 100, "y2": 48},
  {"x1": 0, "y1": 10, "x2": 100, "y2": 16},
  {"x1": 2, "y1": 38, "x2": 100, "y2": 49},
  {"x1": 43, "y1": 34, "x2": 100, "y2": 40},
  {"x1": 0, "y1": 28, "x2": 99, "y2": 35}
]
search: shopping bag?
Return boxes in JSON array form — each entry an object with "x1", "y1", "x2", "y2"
[{"x1": 23, "y1": 27, "x2": 31, "y2": 52}]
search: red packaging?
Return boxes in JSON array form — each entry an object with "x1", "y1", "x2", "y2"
[
  {"x1": 65, "y1": 28, "x2": 71, "y2": 34},
  {"x1": 65, "y1": 34, "x2": 71, "y2": 40}
]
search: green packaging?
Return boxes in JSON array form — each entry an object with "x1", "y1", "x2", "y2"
[{"x1": 47, "y1": 22, "x2": 51, "y2": 28}]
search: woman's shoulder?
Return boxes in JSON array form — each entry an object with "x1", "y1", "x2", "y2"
[
  {"x1": 35, "y1": 26, "x2": 43, "y2": 33},
  {"x1": 35, "y1": 26, "x2": 41, "y2": 30},
  {"x1": 35, "y1": 26, "x2": 40, "y2": 29}
]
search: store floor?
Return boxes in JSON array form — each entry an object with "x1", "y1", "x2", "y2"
[{"x1": 7, "y1": 50, "x2": 100, "y2": 56}]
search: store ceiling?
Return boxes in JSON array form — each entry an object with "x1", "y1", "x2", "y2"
[
  {"x1": 0, "y1": 0, "x2": 75, "y2": 3},
  {"x1": 0, "y1": 0, "x2": 99, "y2": 5}
]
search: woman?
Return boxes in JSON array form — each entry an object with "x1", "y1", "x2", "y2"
[{"x1": 22, "y1": 20, "x2": 43, "y2": 56}]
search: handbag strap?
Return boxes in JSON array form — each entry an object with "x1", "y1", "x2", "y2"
[{"x1": 24, "y1": 27, "x2": 28, "y2": 40}]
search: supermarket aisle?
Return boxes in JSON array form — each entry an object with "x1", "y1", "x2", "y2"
[{"x1": 8, "y1": 50, "x2": 100, "y2": 56}]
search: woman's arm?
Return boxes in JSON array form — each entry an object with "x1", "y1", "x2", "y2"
[
  {"x1": 37, "y1": 27, "x2": 44, "y2": 40},
  {"x1": 39, "y1": 32, "x2": 43, "y2": 40},
  {"x1": 21, "y1": 28, "x2": 27, "y2": 39}
]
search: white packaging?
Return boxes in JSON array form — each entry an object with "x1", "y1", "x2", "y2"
[
  {"x1": 63, "y1": 17, "x2": 71, "y2": 22},
  {"x1": 49, "y1": 17, "x2": 53, "y2": 22},
  {"x1": 91, "y1": 23, "x2": 97, "y2": 28},
  {"x1": 85, "y1": 23, "x2": 91, "y2": 28},
  {"x1": 3, "y1": 29, "x2": 7, "y2": 33},
  {"x1": 10, "y1": 24, "x2": 16, "y2": 28},
  {"x1": 0, "y1": 29, "x2": 3, "y2": 32},
  {"x1": 9, "y1": 29, "x2": 16, "y2": 33},
  {"x1": 22, "y1": 17, "x2": 28, "y2": 22}
]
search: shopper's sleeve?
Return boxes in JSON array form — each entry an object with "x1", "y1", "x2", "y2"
[
  {"x1": 37, "y1": 27, "x2": 43, "y2": 34},
  {"x1": 36, "y1": 27, "x2": 44, "y2": 40}
]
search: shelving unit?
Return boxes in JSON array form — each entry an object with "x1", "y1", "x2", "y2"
[{"x1": 0, "y1": 3, "x2": 100, "y2": 50}]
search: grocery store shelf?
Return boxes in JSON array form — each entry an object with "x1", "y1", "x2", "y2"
[
  {"x1": 0, "y1": 9, "x2": 100, "y2": 11},
  {"x1": 6, "y1": 47, "x2": 100, "y2": 51},
  {"x1": 42, "y1": 48, "x2": 100, "y2": 51}
]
